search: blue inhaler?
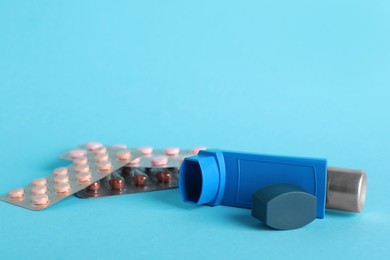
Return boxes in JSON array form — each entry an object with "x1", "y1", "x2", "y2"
[{"x1": 179, "y1": 150, "x2": 367, "y2": 229}]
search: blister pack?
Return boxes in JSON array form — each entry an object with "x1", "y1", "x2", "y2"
[
  {"x1": 60, "y1": 143, "x2": 207, "y2": 198},
  {"x1": 59, "y1": 142, "x2": 126, "y2": 160},
  {"x1": 75, "y1": 167, "x2": 179, "y2": 198},
  {"x1": 61, "y1": 143, "x2": 207, "y2": 168},
  {"x1": 0, "y1": 146, "x2": 142, "y2": 210},
  {"x1": 124, "y1": 146, "x2": 207, "y2": 168}
]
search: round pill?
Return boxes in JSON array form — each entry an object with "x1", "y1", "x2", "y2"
[
  {"x1": 75, "y1": 164, "x2": 90, "y2": 174},
  {"x1": 8, "y1": 188, "x2": 24, "y2": 199},
  {"x1": 95, "y1": 153, "x2": 109, "y2": 163},
  {"x1": 134, "y1": 175, "x2": 147, "y2": 187},
  {"x1": 32, "y1": 178, "x2": 47, "y2": 186},
  {"x1": 87, "y1": 182, "x2": 100, "y2": 192},
  {"x1": 53, "y1": 167, "x2": 68, "y2": 176},
  {"x1": 54, "y1": 175, "x2": 69, "y2": 184},
  {"x1": 74, "y1": 157, "x2": 88, "y2": 166},
  {"x1": 113, "y1": 144, "x2": 127, "y2": 149},
  {"x1": 151, "y1": 156, "x2": 168, "y2": 166},
  {"x1": 164, "y1": 147, "x2": 180, "y2": 156},
  {"x1": 69, "y1": 149, "x2": 87, "y2": 159},
  {"x1": 156, "y1": 171, "x2": 172, "y2": 184},
  {"x1": 92, "y1": 146, "x2": 107, "y2": 155},
  {"x1": 138, "y1": 146, "x2": 153, "y2": 155},
  {"x1": 117, "y1": 150, "x2": 131, "y2": 161},
  {"x1": 97, "y1": 161, "x2": 112, "y2": 171},
  {"x1": 190, "y1": 146, "x2": 207, "y2": 155},
  {"x1": 32, "y1": 194, "x2": 49, "y2": 205},
  {"x1": 77, "y1": 172, "x2": 92, "y2": 182},
  {"x1": 31, "y1": 185, "x2": 47, "y2": 195},
  {"x1": 86, "y1": 142, "x2": 103, "y2": 151},
  {"x1": 127, "y1": 157, "x2": 141, "y2": 166},
  {"x1": 55, "y1": 183, "x2": 71, "y2": 194},
  {"x1": 109, "y1": 178, "x2": 125, "y2": 190}
]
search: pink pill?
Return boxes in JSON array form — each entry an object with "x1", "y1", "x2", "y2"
[
  {"x1": 76, "y1": 172, "x2": 92, "y2": 182},
  {"x1": 164, "y1": 147, "x2": 180, "y2": 156},
  {"x1": 32, "y1": 194, "x2": 49, "y2": 205},
  {"x1": 54, "y1": 175, "x2": 69, "y2": 184},
  {"x1": 8, "y1": 188, "x2": 24, "y2": 199},
  {"x1": 97, "y1": 161, "x2": 112, "y2": 171},
  {"x1": 32, "y1": 178, "x2": 47, "y2": 186},
  {"x1": 53, "y1": 167, "x2": 68, "y2": 176},
  {"x1": 95, "y1": 153, "x2": 109, "y2": 163},
  {"x1": 75, "y1": 164, "x2": 90, "y2": 174},
  {"x1": 117, "y1": 151, "x2": 131, "y2": 161},
  {"x1": 86, "y1": 142, "x2": 103, "y2": 151},
  {"x1": 113, "y1": 144, "x2": 127, "y2": 149},
  {"x1": 93, "y1": 146, "x2": 107, "y2": 155},
  {"x1": 74, "y1": 157, "x2": 88, "y2": 166},
  {"x1": 138, "y1": 146, "x2": 153, "y2": 155},
  {"x1": 55, "y1": 183, "x2": 71, "y2": 194},
  {"x1": 31, "y1": 185, "x2": 47, "y2": 195},
  {"x1": 151, "y1": 156, "x2": 168, "y2": 166},
  {"x1": 190, "y1": 146, "x2": 207, "y2": 155},
  {"x1": 69, "y1": 149, "x2": 87, "y2": 159},
  {"x1": 127, "y1": 157, "x2": 141, "y2": 166}
]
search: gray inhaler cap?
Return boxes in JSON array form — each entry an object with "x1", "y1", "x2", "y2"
[
  {"x1": 252, "y1": 184, "x2": 317, "y2": 230},
  {"x1": 326, "y1": 166, "x2": 367, "y2": 213}
]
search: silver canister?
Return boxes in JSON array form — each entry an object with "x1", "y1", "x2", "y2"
[{"x1": 326, "y1": 166, "x2": 367, "y2": 212}]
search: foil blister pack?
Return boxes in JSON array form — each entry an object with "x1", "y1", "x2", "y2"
[
  {"x1": 0, "y1": 146, "x2": 142, "y2": 210},
  {"x1": 61, "y1": 143, "x2": 207, "y2": 168},
  {"x1": 76, "y1": 167, "x2": 179, "y2": 198},
  {"x1": 61, "y1": 143, "x2": 206, "y2": 198}
]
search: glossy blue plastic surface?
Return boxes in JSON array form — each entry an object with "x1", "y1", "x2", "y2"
[{"x1": 180, "y1": 150, "x2": 328, "y2": 218}]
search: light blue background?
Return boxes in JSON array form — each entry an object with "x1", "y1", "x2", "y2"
[{"x1": 1, "y1": 0, "x2": 389, "y2": 259}]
